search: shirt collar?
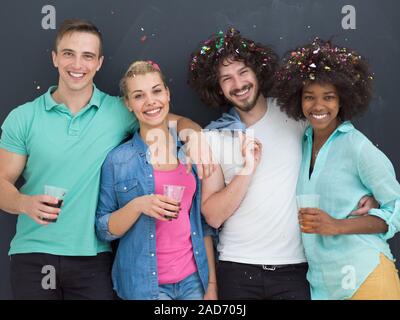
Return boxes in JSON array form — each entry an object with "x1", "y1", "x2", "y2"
[
  {"x1": 44, "y1": 84, "x2": 101, "y2": 111},
  {"x1": 304, "y1": 121, "x2": 354, "y2": 139}
]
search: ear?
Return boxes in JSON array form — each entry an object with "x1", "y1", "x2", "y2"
[
  {"x1": 124, "y1": 98, "x2": 134, "y2": 112},
  {"x1": 52, "y1": 50, "x2": 58, "y2": 68},
  {"x1": 166, "y1": 86, "x2": 171, "y2": 102},
  {"x1": 96, "y1": 55, "x2": 104, "y2": 72}
]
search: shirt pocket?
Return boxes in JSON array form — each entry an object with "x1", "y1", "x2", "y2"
[{"x1": 115, "y1": 178, "x2": 141, "y2": 207}]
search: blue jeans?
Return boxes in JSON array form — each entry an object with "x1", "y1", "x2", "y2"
[{"x1": 158, "y1": 272, "x2": 204, "y2": 300}]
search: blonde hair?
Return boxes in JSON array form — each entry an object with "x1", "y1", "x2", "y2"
[{"x1": 120, "y1": 60, "x2": 167, "y2": 98}]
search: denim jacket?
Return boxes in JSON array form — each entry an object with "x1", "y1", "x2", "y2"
[{"x1": 96, "y1": 131, "x2": 214, "y2": 300}]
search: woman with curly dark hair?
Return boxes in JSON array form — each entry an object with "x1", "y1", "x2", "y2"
[{"x1": 275, "y1": 38, "x2": 400, "y2": 300}]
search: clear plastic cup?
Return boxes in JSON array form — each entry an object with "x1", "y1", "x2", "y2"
[
  {"x1": 43, "y1": 185, "x2": 68, "y2": 222},
  {"x1": 296, "y1": 194, "x2": 320, "y2": 209},
  {"x1": 163, "y1": 185, "x2": 185, "y2": 220}
]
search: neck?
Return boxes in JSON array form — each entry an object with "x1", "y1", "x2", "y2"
[
  {"x1": 140, "y1": 120, "x2": 177, "y2": 166},
  {"x1": 52, "y1": 81, "x2": 94, "y2": 114},
  {"x1": 235, "y1": 94, "x2": 268, "y2": 127},
  {"x1": 313, "y1": 119, "x2": 341, "y2": 146}
]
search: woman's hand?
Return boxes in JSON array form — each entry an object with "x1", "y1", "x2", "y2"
[
  {"x1": 203, "y1": 282, "x2": 218, "y2": 300},
  {"x1": 298, "y1": 208, "x2": 341, "y2": 236},
  {"x1": 132, "y1": 194, "x2": 180, "y2": 221}
]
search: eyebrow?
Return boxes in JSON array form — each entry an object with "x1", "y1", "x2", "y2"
[
  {"x1": 131, "y1": 84, "x2": 162, "y2": 94},
  {"x1": 60, "y1": 49, "x2": 97, "y2": 57},
  {"x1": 219, "y1": 66, "x2": 248, "y2": 79},
  {"x1": 303, "y1": 90, "x2": 337, "y2": 94}
]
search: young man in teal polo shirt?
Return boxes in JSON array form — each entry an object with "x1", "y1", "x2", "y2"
[{"x1": 0, "y1": 19, "x2": 208, "y2": 299}]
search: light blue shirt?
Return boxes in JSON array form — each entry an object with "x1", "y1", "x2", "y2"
[{"x1": 297, "y1": 121, "x2": 400, "y2": 300}]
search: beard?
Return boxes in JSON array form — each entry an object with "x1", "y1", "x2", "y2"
[{"x1": 226, "y1": 84, "x2": 261, "y2": 112}]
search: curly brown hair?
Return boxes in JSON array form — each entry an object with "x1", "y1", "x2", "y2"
[
  {"x1": 188, "y1": 28, "x2": 279, "y2": 108},
  {"x1": 274, "y1": 38, "x2": 374, "y2": 121}
]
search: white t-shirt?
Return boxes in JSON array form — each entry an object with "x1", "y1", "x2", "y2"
[{"x1": 205, "y1": 98, "x2": 307, "y2": 265}]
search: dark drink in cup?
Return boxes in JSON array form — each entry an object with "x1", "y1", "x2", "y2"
[
  {"x1": 43, "y1": 185, "x2": 68, "y2": 223},
  {"x1": 43, "y1": 199, "x2": 63, "y2": 222}
]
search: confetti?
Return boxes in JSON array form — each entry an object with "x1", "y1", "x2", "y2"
[
  {"x1": 309, "y1": 63, "x2": 316, "y2": 68},
  {"x1": 141, "y1": 27, "x2": 144, "y2": 31},
  {"x1": 140, "y1": 35, "x2": 147, "y2": 43}
]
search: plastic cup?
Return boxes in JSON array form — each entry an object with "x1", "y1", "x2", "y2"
[
  {"x1": 163, "y1": 185, "x2": 185, "y2": 220},
  {"x1": 43, "y1": 185, "x2": 68, "y2": 222},
  {"x1": 296, "y1": 194, "x2": 320, "y2": 209}
]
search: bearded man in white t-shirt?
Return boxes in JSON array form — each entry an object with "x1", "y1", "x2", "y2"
[{"x1": 188, "y1": 28, "x2": 376, "y2": 300}]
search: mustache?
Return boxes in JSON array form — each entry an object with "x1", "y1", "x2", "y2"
[{"x1": 230, "y1": 84, "x2": 252, "y2": 96}]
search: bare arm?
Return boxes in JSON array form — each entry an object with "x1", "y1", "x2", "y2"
[
  {"x1": 201, "y1": 137, "x2": 261, "y2": 229},
  {"x1": 299, "y1": 208, "x2": 388, "y2": 236},
  {"x1": 203, "y1": 235, "x2": 217, "y2": 300},
  {"x1": 201, "y1": 164, "x2": 254, "y2": 229},
  {"x1": 337, "y1": 215, "x2": 388, "y2": 235},
  {"x1": 0, "y1": 149, "x2": 27, "y2": 214},
  {"x1": 0, "y1": 149, "x2": 59, "y2": 224},
  {"x1": 108, "y1": 194, "x2": 180, "y2": 237}
]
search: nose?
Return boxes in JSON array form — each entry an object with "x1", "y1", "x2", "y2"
[
  {"x1": 71, "y1": 56, "x2": 83, "y2": 70},
  {"x1": 145, "y1": 94, "x2": 156, "y2": 106},
  {"x1": 231, "y1": 75, "x2": 244, "y2": 90}
]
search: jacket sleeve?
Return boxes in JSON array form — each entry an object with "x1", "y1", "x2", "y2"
[{"x1": 95, "y1": 153, "x2": 122, "y2": 242}]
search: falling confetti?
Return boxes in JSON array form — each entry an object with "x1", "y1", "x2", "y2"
[
  {"x1": 141, "y1": 27, "x2": 144, "y2": 31},
  {"x1": 36, "y1": 86, "x2": 41, "y2": 90},
  {"x1": 140, "y1": 35, "x2": 147, "y2": 43}
]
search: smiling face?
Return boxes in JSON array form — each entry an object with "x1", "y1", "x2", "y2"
[
  {"x1": 52, "y1": 31, "x2": 103, "y2": 94},
  {"x1": 302, "y1": 82, "x2": 340, "y2": 135},
  {"x1": 218, "y1": 58, "x2": 260, "y2": 112},
  {"x1": 125, "y1": 72, "x2": 170, "y2": 128}
]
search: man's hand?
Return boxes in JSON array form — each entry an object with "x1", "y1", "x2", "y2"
[
  {"x1": 349, "y1": 195, "x2": 379, "y2": 217},
  {"x1": 183, "y1": 130, "x2": 217, "y2": 180},
  {"x1": 20, "y1": 194, "x2": 61, "y2": 225},
  {"x1": 239, "y1": 134, "x2": 262, "y2": 176},
  {"x1": 298, "y1": 208, "x2": 341, "y2": 236}
]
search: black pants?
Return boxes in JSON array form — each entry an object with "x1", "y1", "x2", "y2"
[
  {"x1": 10, "y1": 252, "x2": 115, "y2": 300},
  {"x1": 217, "y1": 260, "x2": 311, "y2": 300}
]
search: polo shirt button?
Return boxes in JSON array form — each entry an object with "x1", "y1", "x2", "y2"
[
  {"x1": 151, "y1": 253, "x2": 155, "y2": 257},
  {"x1": 150, "y1": 234, "x2": 154, "y2": 238},
  {"x1": 195, "y1": 251, "x2": 199, "y2": 255},
  {"x1": 152, "y1": 272, "x2": 156, "y2": 276},
  {"x1": 123, "y1": 187, "x2": 127, "y2": 190},
  {"x1": 149, "y1": 174, "x2": 152, "y2": 178},
  {"x1": 192, "y1": 232, "x2": 196, "y2": 236}
]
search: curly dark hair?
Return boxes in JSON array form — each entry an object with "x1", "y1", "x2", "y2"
[
  {"x1": 274, "y1": 38, "x2": 373, "y2": 121},
  {"x1": 188, "y1": 28, "x2": 279, "y2": 108}
]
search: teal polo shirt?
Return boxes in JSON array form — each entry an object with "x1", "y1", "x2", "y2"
[{"x1": 0, "y1": 85, "x2": 138, "y2": 256}]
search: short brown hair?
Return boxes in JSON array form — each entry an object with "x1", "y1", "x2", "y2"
[
  {"x1": 120, "y1": 61, "x2": 167, "y2": 99},
  {"x1": 54, "y1": 19, "x2": 103, "y2": 56}
]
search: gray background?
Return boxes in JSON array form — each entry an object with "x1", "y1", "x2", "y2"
[{"x1": 0, "y1": 0, "x2": 399, "y2": 299}]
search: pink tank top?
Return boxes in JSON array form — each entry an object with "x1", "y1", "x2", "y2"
[{"x1": 154, "y1": 163, "x2": 197, "y2": 284}]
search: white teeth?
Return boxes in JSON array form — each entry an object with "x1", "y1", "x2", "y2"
[
  {"x1": 235, "y1": 88, "x2": 249, "y2": 96},
  {"x1": 312, "y1": 113, "x2": 328, "y2": 120},
  {"x1": 145, "y1": 108, "x2": 161, "y2": 115},
  {"x1": 69, "y1": 72, "x2": 84, "y2": 78}
]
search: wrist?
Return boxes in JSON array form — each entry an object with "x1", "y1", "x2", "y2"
[
  {"x1": 17, "y1": 193, "x2": 28, "y2": 214},
  {"x1": 333, "y1": 218, "x2": 345, "y2": 235}
]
